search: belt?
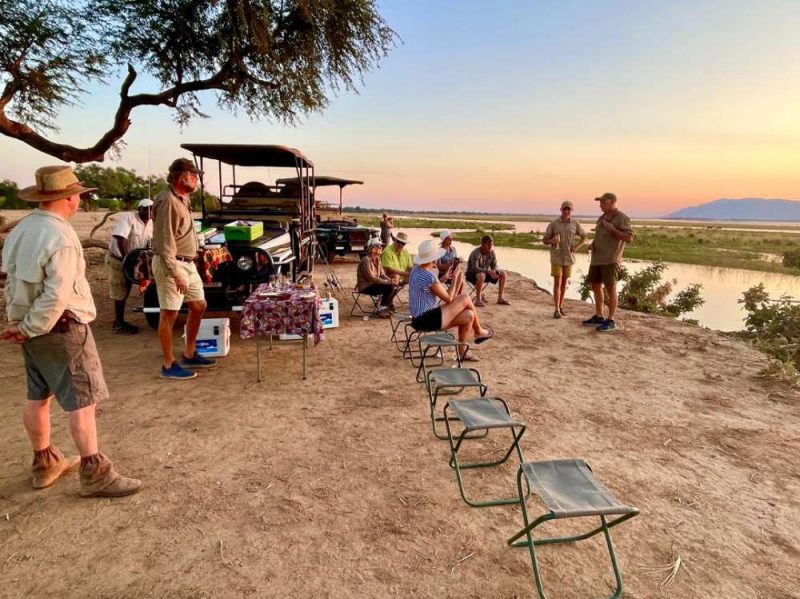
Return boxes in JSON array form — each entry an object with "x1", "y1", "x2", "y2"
[
  {"x1": 175, "y1": 256, "x2": 195, "y2": 263},
  {"x1": 51, "y1": 311, "x2": 78, "y2": 334}
]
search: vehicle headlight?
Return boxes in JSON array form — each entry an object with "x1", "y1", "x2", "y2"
[
  {"x1": 336, "y1": 233, "x2": 344, "y2": 241},
  {"x1": 237, "y1": 255, "x2": 254, "y2": 271}
]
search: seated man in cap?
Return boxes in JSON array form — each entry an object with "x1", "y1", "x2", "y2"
[
  {"x1": 105, "y1": 198, "x2": 153, "y2": 334},
  {"x1": 542, "y1": 200, "x2": 587, "y2": 319},
  {"x1": 466, "y1": 235, "x2": 510, "y2": 306},
  {"x1": 380, "y1": 231, "x2": 413, "y2": 283}
]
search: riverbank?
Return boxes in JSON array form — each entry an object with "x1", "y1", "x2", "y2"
[{"x1": 0, "y1": 211, "x2": 798, "y2": 598}]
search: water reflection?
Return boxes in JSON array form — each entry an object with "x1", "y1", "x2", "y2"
[{"x1": 399, "y1": 229, "x2": 799, "y2": 331}]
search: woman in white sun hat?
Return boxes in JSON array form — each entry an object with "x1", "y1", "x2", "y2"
[{"x1": 408, "y1": 239, "x2": 494, "y2": 362}]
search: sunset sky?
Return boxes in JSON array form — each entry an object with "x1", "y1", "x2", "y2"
[{"x1": 2, "y1": 1, "x2": 799, "y2": 217}]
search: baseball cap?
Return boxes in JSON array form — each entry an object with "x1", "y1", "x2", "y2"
[
  {"x1": 594, "y1": 192, "x2": 617, "y2": 202},
  {"x1": 560, "y1": 200, "x2": 573, "y2": 209},
  {"x1": 168, "y1": 157, "x2": 203, "y2": 175},
  {"x1": 137, "y1": 198, "x2": 154, "y2": 208}
]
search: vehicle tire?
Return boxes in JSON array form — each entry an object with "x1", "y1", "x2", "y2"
[{"x1": 143, "y1": 283, "x2": 160, "y2": 329}]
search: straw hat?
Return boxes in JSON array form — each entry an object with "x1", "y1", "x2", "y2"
[
  {"x1": 413, "y1": 239, "x2": 446, "y2": 265},
  {"x1": 391, "y1": 231, "x2": 409, "y2": 244},
  {"x1": 18, "y1": 165, "x2": 96, "y2": 202}
]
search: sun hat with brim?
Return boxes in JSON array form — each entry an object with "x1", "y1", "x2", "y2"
[
  {"x1": 392, "y1": 231, "x2": 409, "y2": 244},
  {"x1": 137, "y1": 198, "x2": 154, "y2": 208},
  {"x1": 413, "y1": 239, "x2": 446, "y2": 265},
  {"x1": 440, "y1": 229, "x2": 453, "y2": 240},
  {"x1": 366, "y1": 237, "x2": 382, "y2": 250},
  {"x1": 18, "y1": 165, "x2": 96, "y2": 203}
]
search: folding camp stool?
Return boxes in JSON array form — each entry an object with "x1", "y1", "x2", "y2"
[
  {"x1": 424, "y1": 367, "x2": 488, "y2": 440},
  {"x1": 389, "y1": 312, "x2": 412, "y2": 351},
  {"x1": 443, "y1": 397, "x2": 528, "y2": 508},
  {"x1": 414, "y1": 334, "x2": 465, "y2": 382},
  {"x1": 350, "y1": 289, "x2": 383, "y2": 317},
  {"x1": 507, "y1": 459, "x2": 639, "y2": 599}
]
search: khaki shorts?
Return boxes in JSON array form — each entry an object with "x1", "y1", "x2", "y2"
[
  {"x1": 22, "y1": 323, "x2": 109, "y2": 412},
  {"x1": 105, "y1": 254, "x2": 130, "y2": 300},
  {"x1": 587, "y1": 263, "x2": 621, "y2": 287},
  {"x1": 550, "y1": 263, "x2": 573, "y2": 278},
  {"x1": 152, "y1": 255, "x2": 205, "y2": 311}
]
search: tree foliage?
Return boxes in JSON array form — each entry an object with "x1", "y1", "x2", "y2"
[
  {"x1": 0, "y1": 0, "x2": 395, "y2": 162},
  {"x1": 579, "y1": 262, "x2": 704, "y2": 319},
  {"x1": 0, "y1": 179, "x2": 28, "y2": 209}
]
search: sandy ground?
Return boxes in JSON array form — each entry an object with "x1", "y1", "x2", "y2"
[{"x1": 1, "y1": 210, "x2": 799, "y2": 598}]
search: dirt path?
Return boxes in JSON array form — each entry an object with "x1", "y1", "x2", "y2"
[{"x1": 0, "y1": 210, "x2": 798, "y2": 598}]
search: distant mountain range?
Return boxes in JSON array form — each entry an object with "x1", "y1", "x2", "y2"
[{"x1": 668, "y1": 198, "x2": 800, "y2": 221}]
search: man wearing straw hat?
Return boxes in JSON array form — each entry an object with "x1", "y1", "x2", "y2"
[
  {"x1": 380, "y1": 230, "x2": 413, "y2": 283},
  {"x1": 1, "y1": 165, "x2": 142, "y2": 497}
]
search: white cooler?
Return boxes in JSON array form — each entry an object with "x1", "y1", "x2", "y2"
[
  {"x1": 186, "y1": 317, "x2": 231, "y2": 357},
  {"x1": 279, "y1": 297, "x2": 339, "y2": 340}
]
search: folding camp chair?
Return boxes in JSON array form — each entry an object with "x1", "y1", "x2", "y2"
[
  {"x1": 443, "y1": 397, "x2": 528, "y2": 508},
  {"x1": 350, "y1": 288, "x2": 383, "y2": 317},
  {"x1": 389, "y1": 312, "x2": 412, "y2": 350},
  {"x1": 507, "y1": 459, "x2": 639, "y2": 599},
  {"x1": 424, "y1": 367, "x2": 487, "y2": 439}
]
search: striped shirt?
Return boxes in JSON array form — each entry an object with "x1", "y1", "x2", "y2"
[{"x1": 408, "y1": 266, "x2": 439, "y2": 318}]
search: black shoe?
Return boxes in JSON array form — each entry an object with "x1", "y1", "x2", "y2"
[
  {"x1": 582, "y1": 314, "x2": 605, "y2": 326},
  {"x1": 112, "y1": 321, "x2": 139, "y2": 335}
]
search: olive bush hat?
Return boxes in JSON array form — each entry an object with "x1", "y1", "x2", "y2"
[
  {"x1": 168, "y1": 157, "x2": 203, "y2": 175},
  {"x1": 594, "y1": 192, "x2": 617, "y2": 202},
  {"x1": 18, "y1": 165, "x2": 97, "y2": 202}
]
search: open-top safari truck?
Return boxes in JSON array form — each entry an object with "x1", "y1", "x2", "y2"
[
  {"x1": 127, "y1": 143, "x2": 316, "y2": 328},
  {"x1": 276, "y1": 175, "x2": 379, "y2": 261}
]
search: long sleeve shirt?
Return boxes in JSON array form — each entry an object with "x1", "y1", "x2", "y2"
[
  {"x1": 2, "y1": 210, "x2": 96, "y2": 338},
  {"x1": 152, "y1": 187, "x2": 197, "y2": 276},
  {"x1": 357, "y1": 256, "x2": 391, "y2": 291}
]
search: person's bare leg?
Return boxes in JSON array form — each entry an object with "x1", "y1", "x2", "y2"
[
  {"x1": 445, "y1": 309, "x2": 474, "y2": 359},
  {"x1": 552, "y1": 275, "x2": 561, "y2": 311},
  {"x1": 183, "y1": 300, "x2": 207, "y2": 358},
  {"x1": 497, "y1": 270, "x2": 507, "y2": 301},
  {"x1": 474, "y1": 273, "x2": 485, "y2": 303},
  {"x1": 23, "y1": 396, "x2": 52, "y2": 451},
  {"x1": 592, "y1": 282, "x2": 604, "y2": 317},
  {"x1": 159, "y1": 309, "x2": 179, "y2": 368},
  {"x1": 68, "y1": 405, "x2": 99, "y2": 457},
  {"x1": 607, "y1": 282, "x2": 618, "y2": 320},
  {"x1": 559, "y1": 275, "x2": 569, "y2": 310}
]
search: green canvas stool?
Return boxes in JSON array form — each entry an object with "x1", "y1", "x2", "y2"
[
  {"x1": 413, "y1": 333, "x2": 464, "y2": 382},
  {"x1": 443, "y1": 397, "x2": 528, "y2": 508},
  {"x1": 507, "y1": 459, "x2": 639, "y2": 599},
  {"x1": 424, "y1": 367, "x2": 487, "y2": 440},
  {"x1": 389, "y1": 312, "x2": 412, "y2": 351}
]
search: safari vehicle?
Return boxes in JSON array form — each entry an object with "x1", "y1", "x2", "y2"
[
  {"x1": 276, "y1": 175, "x2": 379, "y2": 261},
  {"x1": 126, "y1": 143, "x2": 315, "y2": 328}
]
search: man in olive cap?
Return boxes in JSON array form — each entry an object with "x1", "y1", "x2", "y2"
[
  {"x1": 583, "y1": 192, "x2": 634, "y2": 332},
  {"x1": 1, "y1": 165, "x2": 141, "y2": 497},
  {"x1": 151, "y1": 157, "x2": 216, "y2": 379}
]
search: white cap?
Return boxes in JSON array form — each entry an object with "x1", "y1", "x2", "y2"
[
  {"x1": 440, "y1": 229, "x2": 452, "y2": 240},
  {"x1": 137, "y1": 198, "x2": 154, "y2": 208}
]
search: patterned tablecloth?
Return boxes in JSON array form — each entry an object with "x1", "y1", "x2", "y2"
[{"x1": 240, "y1": 284, "x2": 325, "y2": 344}]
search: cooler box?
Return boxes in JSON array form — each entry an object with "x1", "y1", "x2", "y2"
[
  {"x1": 185, "y1": 317, "x2": 230, "y2": 357},
  {"x1": 279, "y1": 297, "x2": 339, "y2": 340},
  {"x1": 224, "y1": 220, "x2": 263, "y2": 242}
]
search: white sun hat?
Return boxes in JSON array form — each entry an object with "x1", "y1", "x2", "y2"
[
  {"x1": 137, "y1": 198, "x2": 154, "y2": 208},
  {"x1": 439, "y1": 229, "x2": 452, "y2": 240},
  {"x1": 413, "y1": 239, "x2": 446, "y2": 265}
]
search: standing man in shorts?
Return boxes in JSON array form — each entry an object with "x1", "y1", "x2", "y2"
[
  {"x1": 1, "y1": 165, "x2": 141, "y2": 497},
  {"x1": 543, "y1": 201, "x2": 587, "y2": 318},
  {"x1": 582, "y1": 193, "x2": 634, "y2": 332},
  {"x1": 105, "y1": 198, "x2": 153, "y2": 334},
  {"x1": 152, "y1": 158, "x2": 216, "y2": 380}
]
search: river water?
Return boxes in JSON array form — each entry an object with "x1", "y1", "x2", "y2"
[{"x1": 399, "y1": 228, "x2": 799, "y2": 332}]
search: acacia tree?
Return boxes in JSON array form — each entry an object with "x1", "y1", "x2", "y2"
[{"x1": 0, "y1": 0, "x2": 395, "y2": 162}]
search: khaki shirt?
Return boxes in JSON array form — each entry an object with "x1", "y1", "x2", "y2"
[
  {"x1": 2, "y1": 210, "x2": 96, "y2": 338},
  {"x1": 466, "y1": 247, "x2": 497, "y2": 274},
  {"x1": 544, "y1": 218, "x2": 587, "y2": 266},
  {"x1": 357, "y1": 256, "x2": 391, "y2": 291},
  {"x1": 152, "y1": 187, "x2": 197, "y2": 276},
  {"x1": 591, "y1": 210, "x2": 634, "y2": 265}
]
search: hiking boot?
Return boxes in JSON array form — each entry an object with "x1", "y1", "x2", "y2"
[
  {"x1": 79, "y1": 453, "x2": 142, "y2": 498},
  {"x1": 161, "y1": 361, "x2": 197, "y2": 380},
  {"x1": 112, "y1": 321, "x2": 139, "y2": 335},
  {"x1": 180, "y1": 352, "x2": 217, "y2": 369},
  {"x1": 597, "y1": 319, "x2": 617, "y2": 332},
  {"x1": 582, "y1": 314, "x2": 605, "y2": 326},
  {"x1": 31, "y1": 445, "x2": 80, "y2": 489}
]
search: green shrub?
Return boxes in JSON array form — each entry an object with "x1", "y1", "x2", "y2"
[
  {"x1": 739, "y1": 285, "x2": 800, "y2": 381},
  {"x1": 578, "y1": 261, "x2": 704, "y2": 318},
  {"x1": 95, "y1": 198, "x2": 122, "y2": 210},
  {"x1": 783, "y1": 249, "x2": 800, "y2": 269}
]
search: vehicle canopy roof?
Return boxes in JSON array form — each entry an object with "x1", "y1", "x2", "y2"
[
  {"x1": 180, "y1": 144, "x2": 313, "y2": 168},
  {"x1": 276, "y1": 176, "x2": 363, "y2": 188}
]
